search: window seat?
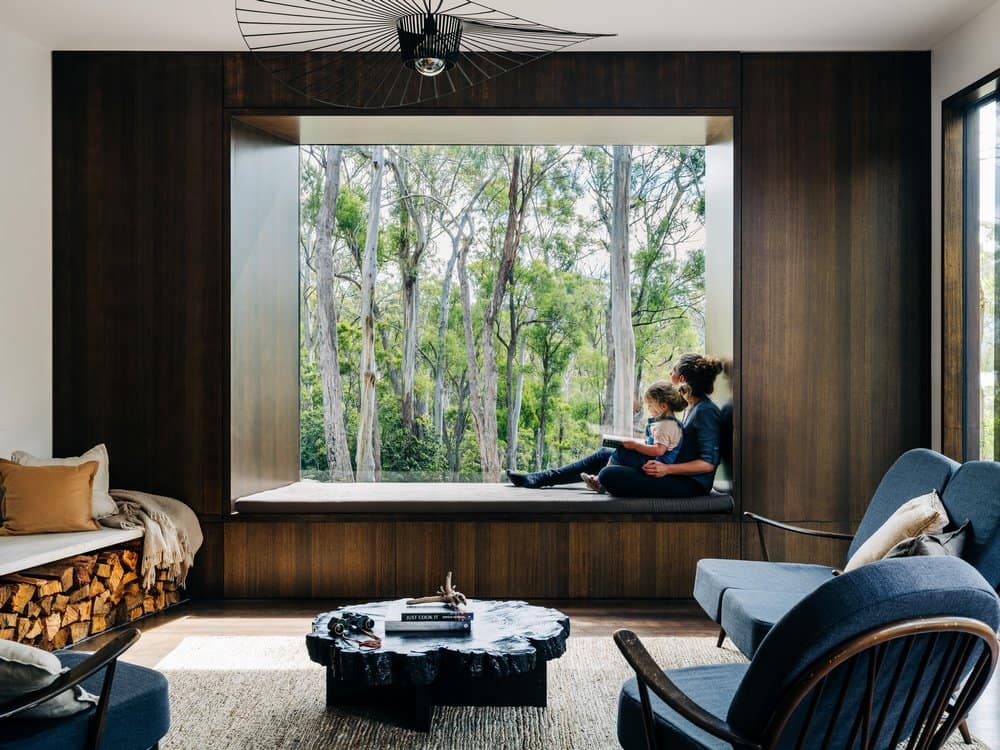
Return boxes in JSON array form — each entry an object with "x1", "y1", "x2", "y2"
[
  {"x1": 234, "y1": 481, "x2": 734, "y2": 515},
  {"x1": 0, "y1": 528, "x2": 144, "y2": 577}
]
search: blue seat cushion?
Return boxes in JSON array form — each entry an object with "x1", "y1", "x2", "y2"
[
  {"x1": 693, "y1": 559, "x2": 836, "y2": 622},
  {"x1": 720, "y1": 589, "x2": 808, "y2": 657},
  {"x1": 618, "y1": 663, "x2": 748, "y2": 750},
  {"x1": 0, "y1": 652, "x2": 170, "y2": 750}
]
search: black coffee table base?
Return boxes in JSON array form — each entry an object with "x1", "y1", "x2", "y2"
[{"x1": 326, "y1": 661, "x2": 548, "y2": 732}]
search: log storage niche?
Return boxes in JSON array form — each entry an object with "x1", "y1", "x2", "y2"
[{"x1": 0, "y1": 541, "x2": 182, "y2": 650}]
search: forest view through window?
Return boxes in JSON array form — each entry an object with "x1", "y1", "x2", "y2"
[{"x1": 299, "y1": 142, "x2": 727, "y2": 482}]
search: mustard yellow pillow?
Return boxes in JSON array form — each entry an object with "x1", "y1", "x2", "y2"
[{"x1": 0, "y1": 460, "x2": 101, "y2": 535}]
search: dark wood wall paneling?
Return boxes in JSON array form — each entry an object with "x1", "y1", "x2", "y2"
[
  {"x1": 52, "y1": 51, "x2": 932, "y2": 597},
  {"x1": 229, "y1": 120, "x2": 301, "y2": 503},
  {"x1": 223, "y1": 52, "x2": 742, "y2": 111},
  {"x1": 739, "y1": 53, "x2": 931, "y2": 563},
  {"x1": 52, "y1": 53, "x2": 225, "y2": 517},
  {"x1": 223, "y1": 518, "x2": 740, "y2": 599}
]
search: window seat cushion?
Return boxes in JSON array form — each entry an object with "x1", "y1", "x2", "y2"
[
  {"x1": 234, "y1": 481, "x2": 734, "y2": 515},
  {"x1": 0, "y1": 528, "x2": 144, "y2": 577}
]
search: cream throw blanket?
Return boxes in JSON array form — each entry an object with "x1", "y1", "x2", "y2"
[{"x1": 100, "y1": 490, "x2": 204, "y2": 590}]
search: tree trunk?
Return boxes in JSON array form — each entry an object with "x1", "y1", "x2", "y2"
[
  {"x1": 476, "y1": 151, "x2": 523, "y2": 482},
  {"x1": 356, "y1": 146, "x2": 385, "y2": 482},
  {"x1": 400, "y1": 270, "x2": 419, "y2": 433},
  {"x1": 603, "y1": 302, "x2": 615, "y2": 426},
  {"x1": 609, "y1": 145, "x2": 635, "y2": 435},
  {"x1": 504, "y1": 290, "x2": 519, "y2": 471},
  {"x1": 506, "y1": 333, "x2": 526, "y2": 471},
  {"x1": 432, "y1": 241, "x2": 459, "y2": 438},
  {"x1": 457, "y1": 234, "x2": 490, "y2": 479},
  {"x1": 314, "y1": 145, "x2": 354, "y2": 481}
]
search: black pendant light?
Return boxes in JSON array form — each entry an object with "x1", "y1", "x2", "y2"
[{"x1": 236, "y1": 0, "x2": 614, "y2": 109}]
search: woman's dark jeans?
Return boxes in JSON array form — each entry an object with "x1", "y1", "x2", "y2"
[
  {"x1": 527, "y1": 448, "x2": 709, "y2": 498},
  {"x1": 528, "y1": 447, "x2": 614, "y2": 485}
]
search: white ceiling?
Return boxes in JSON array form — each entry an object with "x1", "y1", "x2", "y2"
[{"x1": 1, "y1": 0, "x2": 994, "y2": 51}]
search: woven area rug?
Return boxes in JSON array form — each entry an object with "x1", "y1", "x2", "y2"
[{"x1": 155, "y1": 635, "x2": 987, "y2": 749}]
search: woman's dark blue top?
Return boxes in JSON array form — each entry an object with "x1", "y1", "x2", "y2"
[{"x1": 675, "y1": 397, "x2": 722, "y2": 492}]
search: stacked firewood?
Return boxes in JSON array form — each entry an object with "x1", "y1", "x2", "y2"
[{"x1": 0, "y1": 544, "x2": 181, "y2": 650}]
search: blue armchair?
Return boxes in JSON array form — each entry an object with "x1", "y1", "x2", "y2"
[
  {"x1": 0, "y1": 628, "x2": 169, "y2": 750},
  {"x1": 617, "y1": 556, "x2": 1000, "y2": 750},
  {"x1": 694, "y1": 450, "x2": 1000, "y2": 658}
]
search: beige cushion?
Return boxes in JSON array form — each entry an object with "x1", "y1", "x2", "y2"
[
  {"x1": 844, "y1": 490, "x2": 949, "y2": 572},
  {"x1": 0, "y1": 460, "x2": 102, "y2": 536},
  {"x1": 11, "y1": 444, "x2": 116, "y2": 519},
  {"x1": 0, "y1": 638, "x2": 97, "y2": 718}
]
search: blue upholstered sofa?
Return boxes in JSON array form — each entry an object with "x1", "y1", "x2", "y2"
[
  {"x1": 694, "y1": 448, "x2": 1000, "y2": 658},
  {"x1": 617, "y1": 556, "x2": 1000, "y2": 750}
]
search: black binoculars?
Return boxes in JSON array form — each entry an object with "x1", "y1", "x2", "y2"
[{"x1": 328, "y1": 611, "x2": 376, "y2": 636}]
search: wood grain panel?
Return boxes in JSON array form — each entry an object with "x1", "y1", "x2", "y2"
[
  {"x1": 569, "y1": 521, "x2": 740, "y2": 598},
  {"x1": 52, "y1": 53, "x2": 225, "y2": 515},
  {"x1": 739, "y1": 520, "x2": 854, "y2": 569},
  {"x1": 224, "y1": 521, "x2": 395, "y2": 598},
  {"x1": 229, "y1": 120, "x2": 301, "y2": 502},
  {"x1": 224, "y1": 52, "x2": 741, "y2": 111},
  {"x1": 394, "y1": 522, "x2": 478, "y2": 597},
  {"x1": 740, "y1": 53, "x2": 931, "y2": 528}
]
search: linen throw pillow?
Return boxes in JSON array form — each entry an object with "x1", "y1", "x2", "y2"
[
  {"x1": 0, "y1": 639, "x2": 97, "y2": 719},
  {"x1": 11, "y1": 444, "x2": 116, "y2": 519},
  {"x1": 0, "y1": 460, "x2": 102, "y2": 535},
  {"x1": 844, "y1": 490, "x2": 949, "y2": 572}
]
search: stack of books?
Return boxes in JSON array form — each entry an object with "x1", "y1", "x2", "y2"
[{"x1": 384, "y1": 605, "x2": 474, "y2": 634}]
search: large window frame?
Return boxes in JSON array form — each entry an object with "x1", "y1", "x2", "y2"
[{"x1": 942, "y1": 69, "x2": 1000, "y2": 460}]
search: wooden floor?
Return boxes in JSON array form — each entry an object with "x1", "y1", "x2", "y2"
[{"x1": 77, "y1": 599, "x2": 999, "y2": 747}]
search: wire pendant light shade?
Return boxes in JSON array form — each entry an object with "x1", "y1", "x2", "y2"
[{"x1": 235, "y1": 0, "x2": 613, "y2": 109}]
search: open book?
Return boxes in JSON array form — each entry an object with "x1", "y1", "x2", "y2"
[{"x1": 601, "y1": 434, "x2": 636, "y2": 449}]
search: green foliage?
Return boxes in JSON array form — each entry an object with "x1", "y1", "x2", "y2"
[{"x1": 299, "y1": 144, "x2": 711, "y2": 479}]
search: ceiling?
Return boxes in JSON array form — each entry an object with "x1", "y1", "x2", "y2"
[{"x1": 1, "y1": 0, "x2": 993, "y2": 51}]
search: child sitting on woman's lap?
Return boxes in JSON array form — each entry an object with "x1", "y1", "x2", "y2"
[{"x1": 581, "y1": 380, "x2": 688, "y2": 493}]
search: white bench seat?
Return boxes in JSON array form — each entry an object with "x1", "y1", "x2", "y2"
[{"x1": 0, "y1": 528, "x2": 144, "y2": 577}]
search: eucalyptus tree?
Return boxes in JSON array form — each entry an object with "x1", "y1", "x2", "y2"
[
  {"x1": 355, "y1": 146, "x2": 386, "y2": 482},
  {"x1": 608, "y1": 145, "x2": 636, "y2": 434},
  {"x1": 311, "y1": 145, "x2": 354, "y2": 480}
]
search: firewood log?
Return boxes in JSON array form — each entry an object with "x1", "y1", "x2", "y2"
[
  {"x1": 0, "y1": 627, "x2": 14, "y2": 641},
  {"x1": 0, "y1": 583, "x2": 13, "y2": 610},
  {"x1": 69, "y1": 622, "x2": 90, "y2": 643},
  {"x1": 51, "y1": 627, "x2": 70, "y2": 650},
  {"x1": 120, "y1": 549, "x2": 139, "y2": 572},
  {"x1": 26, "y1": 601, "x2": 42, "y2": 619},
  {"x1": 90, "y1": 579, "x2": 105, "y2": 596},
  {"x1": 21, "y1": 562, "x2": 74, "y2": 592},
  {"x1": 0, "y1": 612, "x2": 17, "y2": 628},
  {"x1": 1, "y1": 579, "x2": 38, "y2": 611},
  {"x1": 42, "y1": 613, "x2": 61, "y2": 642},
  {"x1": 90, "y1": 614, "x2": 108, "y2": 634},
  {"x1": 2, "y1": 574, "x2": 61, "y2": 598},
  {"x1": 62, "y1": 604, "x2": 80, "y2": 626},
  {"x1": 68, "y1": 583, "x2": 91, "y2": 604}
]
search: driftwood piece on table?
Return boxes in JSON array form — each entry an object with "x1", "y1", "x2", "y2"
[{"x1": 405, "y1": 571, "x2": 468, "y2": 609}]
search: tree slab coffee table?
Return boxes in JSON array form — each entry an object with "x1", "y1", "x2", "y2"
[{"x1": 306, "y1": 599, "x2": 570, "y2": 731}]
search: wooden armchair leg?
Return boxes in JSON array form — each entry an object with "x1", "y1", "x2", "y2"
[
  {"x1": 716, "y1": 628, "x2": 726, "y2": 648},
  {"x1": 959, "y1": 719, "x2": 973, "y2": 745}
]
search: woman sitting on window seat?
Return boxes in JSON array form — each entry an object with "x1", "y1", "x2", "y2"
[{"x1": 507, "y1": 353, "x2": 724, "y2": 498}]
